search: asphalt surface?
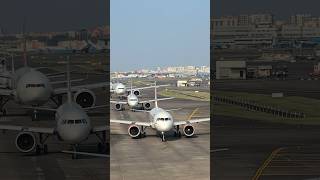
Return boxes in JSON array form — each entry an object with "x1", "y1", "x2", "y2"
[
  {"x1": 110, "y1": 89, "x2": 210, "y2": 180},
  {"x1": 0, "y1": 69, "x2": 109, "y2": 180},
  {"x1": 212, "y1": 111, "x2": 320, "y2": 180}
]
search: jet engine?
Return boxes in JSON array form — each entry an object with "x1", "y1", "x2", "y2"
[
  {"x1": 133, "y1": 90, "x2": 140, "y2": 96},
  {"x1": 128, "y1": 125, "x2": 141, "y2": 138},
  {"x1": 115, "y1": 103, "x2": 123, "y2": 111},
  {"x1": 15, "y1": 132, "x2": 36, "y2": 153},
  {"x1": 74, "y1": 89, "x2": 96, "y2": 108},
  {"x1": 143, "y1": 102, "x2": 151, "y2": 110},
  {"x1": 183, "y1": 124, "x2": 195, "y2": 137}
]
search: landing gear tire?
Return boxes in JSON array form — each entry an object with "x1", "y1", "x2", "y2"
[
  {"x1": 2, "y1": 109, "x2": 7, "y2": 116},
  {"x1": 36, "y1": 145, "x2": 41, "y2": 155},
  {"x1": 43, "y1": 144, "x2": 48, "y2": 154},
  {"x1": 140, "y1": 132, "x2": 146, "y2": 138}
]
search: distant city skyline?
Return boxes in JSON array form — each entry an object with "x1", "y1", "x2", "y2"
[
  {"x1": 111, "y1": 0, "x2": 210, "y2": 72},
  {"x1": 0, "y1": 0, "x2": 108, "y2": 33},
  {"x1": 213, "y1": 0, "x2": 320, "y2": 19}
]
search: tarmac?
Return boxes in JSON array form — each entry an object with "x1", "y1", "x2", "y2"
[
  {"x1": 110, "y1": 88, "x2": 210, "y2": 180},
  {"x1": 0, "y1": 69, "x2": 109, "y2": 180}
]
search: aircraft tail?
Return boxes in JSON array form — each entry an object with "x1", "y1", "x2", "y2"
[
  {"x1": 66, "y1": 56, "x2": 72, "y2": 103},
  {"x1": 154, "y1": 81, "x2": 158, "y2": 108}
]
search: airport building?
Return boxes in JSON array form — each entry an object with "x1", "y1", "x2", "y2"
[
  {"x1": 212, "y1": 13, "x2": 320, "y2": 49},
  {"x1": 216, "y1": 61, "x2": 246, "y2": 79}
]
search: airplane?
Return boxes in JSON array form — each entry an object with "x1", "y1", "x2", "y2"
[
  {"x1": 0, "y1": 61, "x2": 108, "y2": 159},
  {"x1": 110, "y1": 82, "x2": 210, "y2": 142},
  {"x1": 110, "y1": 81, "x2": 168, "y2": 98},
  {"x1": 110, "y1": 81, "x2": 172, "y2": 111},
  {"x1": 0, "y1": 55, "x2": 108, "y2": 120}
]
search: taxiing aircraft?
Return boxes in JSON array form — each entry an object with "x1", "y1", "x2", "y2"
[
  {"x1": 0, "y1": 56, "x2": 108, "y2": 120},
  {"x1": 110, "y1": 81, "x2": 172, "y2": 111},
  {"x1": 0, "y1": 62, "x2": 108, "y2": 159},
  {"x1": 111, "y1": 83, "x2": 210, "y2": 141}
]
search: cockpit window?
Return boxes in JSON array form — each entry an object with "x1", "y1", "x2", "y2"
[
  {"x1": 26, "y1": 83, "x2": 45, "y2": 88},
  {"x1": 75, "y1": 120, "x2": 82, "y2": 124}
]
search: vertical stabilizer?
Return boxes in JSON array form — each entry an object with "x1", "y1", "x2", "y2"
[
  {"x1": 154, "y1": 81, "x2": 158, "y2": 108},
  {"x1": 66, "y1": 56, "x2": 72, "y2": 103}
]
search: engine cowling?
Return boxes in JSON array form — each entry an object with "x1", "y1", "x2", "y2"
[
  {"x1": 128, "y1": 125, "x2": 141, "y2": 138},
  {"x1": 115, "y1": 103, "x2": 123, "y2": 111},
  {"x1": 143, "y1": 102, "x2": 151, "y2": 110},
  {"x1": 74, "y1": 89, "x2": 96, "y2": 108},
  {"x1": 183, "y1": 124, "x2": 195, "y2": 137},
  {"x1": 15, "y1": 132, "x2": 36, "y2": 153},
  {"x1": 133, "y1": 90, "x2": 140, "y2": 96}
]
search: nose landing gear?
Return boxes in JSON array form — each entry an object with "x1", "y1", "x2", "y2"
[{"x1": 161, "y1": 132, "x2": 166, "y2": 142}]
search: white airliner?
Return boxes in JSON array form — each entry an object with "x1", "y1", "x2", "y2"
[
  {"x1": 110, "y1": 81, "x2": 172, "y2": 111},
  {"x1": 0, "y1": 62, "x2": 108, "y2": 159},
  {"x1": 111, "y1": 83, "x2": 210, "y2": 141},
  {"x1": 0, "y1": 56, "x2": 108, "y2": 120},
  {"x1": 110, "y1": 81, "x2": 168, "y2": 98}
]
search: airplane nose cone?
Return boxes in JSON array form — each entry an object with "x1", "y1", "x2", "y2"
[
  {"x1": 59, "y1": 126, "x2": 90, "y2": 143},
  {"x1": 156, "y1": 121, "x2": 173, "y2": 132}
]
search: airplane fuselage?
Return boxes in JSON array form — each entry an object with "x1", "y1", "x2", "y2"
[
  {"x1": 149, "y1": 107, "x2": 174, "y2": 133},
  {"x1": 127, "y1": 94, "x2": 139, "y2": 107},
  {"x1": 56, "y1": 102, "x2": 91, "y2": 144},
  {"x1": 13, "y1": 67, "x2": 53, "y2": 105}
]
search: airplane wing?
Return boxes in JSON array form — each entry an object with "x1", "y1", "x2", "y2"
[
  {"x1": 128, "y1": 84, "x2": 169, "y2": 91},
  {"x1": 0, "y1": 125, "x2": 55, "y2": 134},
  {"x1": 0, "y1": 89, "x2": 13, "y2": 96},
  {"x1": 110, "y1": 119, "x2": 152, "y2": 127},
  {"x1": 51, "y1": 78, "x2": 86, "y2": 85},
  {"x1": 173, "y1": 118, "x2": 210, "y2": 126},
  {"x1": 61, "y1": 150, "x2": 109, "y2": 158},
  {"x1": 23, "y1": 106, "x2": 57, "y2": 112},
  {"x1": 139, "y1": 97, "x2": 174, "y2": 104},
  {"x1": 92, "y1": 125, "x2": 109, "y2": 133},
  {"x1": 110, "y1": 101, "x2": 127, "y2": 104},
  {"x1": 83, "y1": 105, "x2": 108, "y2": 111},
  {"x1": 53, "y1": 82, "x2": 108, "y2": 95}
]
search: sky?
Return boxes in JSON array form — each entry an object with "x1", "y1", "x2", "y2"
[
  {"x1": 111, "y1": 0, "x2": 210, "y2": 72},
  {"x1": 0, "y1": 0, "x2": 108, "y2": 33},
  {"x1": 213, "y1": 0, "x2": 320, "y2": 19}
]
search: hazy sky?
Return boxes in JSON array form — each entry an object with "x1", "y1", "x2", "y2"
[
  {"x1": 213, "y1": 0, "x2": 320, "y2": 18},
  {"x1": 0, "y1": 0, "x2": 108, "y2": 33},
  {"x1": 111, "y1": 0, "x2": 210, "y2": 72}
]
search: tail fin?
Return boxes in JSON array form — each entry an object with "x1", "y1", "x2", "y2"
[
  {"x1": 11, "y1": 54, "x2": 15, "y2": 73},
  {"x1": 22, "y1": 18, "x2": 27, "y2": 67},
  {"x1": 66, "y1": 56, "x2": 72, "y2": 103},
  {"x1": 154, "y1": 81, "x2": 158, "y2": 108},
  {"x1": 130, "y1": 78, "x2": 133, "y2": 94}
]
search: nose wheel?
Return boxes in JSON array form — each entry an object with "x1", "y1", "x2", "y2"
[{"x1": 161, "y1": 132, "x2": 166, "y2": 142}]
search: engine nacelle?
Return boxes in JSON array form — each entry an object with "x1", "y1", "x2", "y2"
[
  {"x1": 15, "y1": 132, "x2": 36, "y2": 153},
  {"x1": 133, "y1": 90, "x2": 140, "y2": 96},
  {"x1": 74, "y1": 89, "x2": 96, "y2": 108},
  {"x1": 143, "y1": 102, "x2": 151, "y2": 110},
  {"x1": 128, "y1": 125, "x2": 141, "y2": 138},
  {"x1": 183, "y1": 124, "x2": 195, "y2": 137},
  {"x1": 115, "y1": 103, "x2": 123, "y2": 111}
]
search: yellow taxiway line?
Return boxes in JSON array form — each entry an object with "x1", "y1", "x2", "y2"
[
  {"x1": 188, "y1": 108, "x2": 199, "y2": 120},
  {"x1": 252, "y1": 147, "x2": 285, "y2": 180}
]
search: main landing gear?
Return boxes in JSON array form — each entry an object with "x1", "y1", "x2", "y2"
[
  {"x1": 36, "y1": 133, "x2": 50, "y2": 155},
  {"x1": 0, "y1": 96, "x2": 9, "y2": 116},
  {"x1": 173, "y1": 125, "x2": 181, "y2": 138}
]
